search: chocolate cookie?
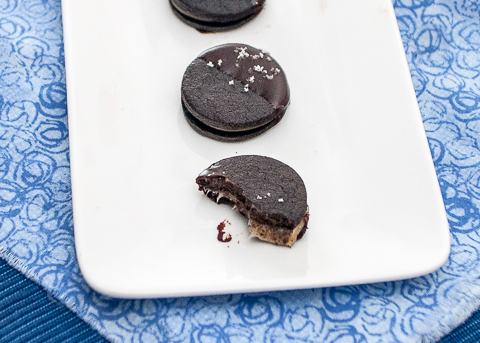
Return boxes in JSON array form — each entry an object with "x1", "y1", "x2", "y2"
[
  {"x1": 183, "y1": 101, "x2": 286, "y2": 142},
  {"x1": 170, "y1": 0, "x2": 266, "y2": 32},
  {"x1": 182, "y1": 44, "x2": 290, "y2": 142},
  {"x1": 196, "y1": 155, "x2": 309, "y2": 247}
]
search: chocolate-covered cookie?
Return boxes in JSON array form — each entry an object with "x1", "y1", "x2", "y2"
[
  {"x1": 183, "y1": 101, "x2": 286, "y2": 142},
  {"x1": 170, "y1": 0, "x2": 265, "y2": 32},
  {"x1": 182, "y1": 44, "x2": 290, "y2": 142},
  {"x1": 196, "y1": 155, "x2": 309, "y2": 247}
]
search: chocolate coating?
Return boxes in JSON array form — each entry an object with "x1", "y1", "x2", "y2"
[
  {"x1": 181, "y1": 44, "x2": 290, "y2": 140},
  {"x1": 199, "y1": 44, "x2": 290, "y2": 109},
  {"x1": 196, "y1": 155, "x2": 307, "y2": 229},
  {"x1": 170, "y1": 0, "x2": 265, "y2": 32}
]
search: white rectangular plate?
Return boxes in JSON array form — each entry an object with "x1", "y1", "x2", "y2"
[{"x1": 62, "y1": 0, "x2": 451, "y2": 298}]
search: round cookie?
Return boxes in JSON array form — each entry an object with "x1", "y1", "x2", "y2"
[
  {"x1": 196, "y1": 155, "x2": 309, "y2": 247},
  {"x1": 170, "y1": 0, "x2": 266, "y2": 32},
  {"x1": 183, "y1": 101, "x2": 286, "y2": 142},
  {"x1": 181, "y1": 44, "x2": 290, "y2": 141}
]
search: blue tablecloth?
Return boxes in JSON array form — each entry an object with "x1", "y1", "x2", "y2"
[
  {"x1": 0, "y1": 257, "x2": 106, "y2": 343},
  {"x1": 1, "y1": 255, "x2": 480, "y2": 343},
  {"x1": 441, "y1": 309, "x2": 480, "y2": 343},
  {"x1": 1, "y1": 0, "x2": 480, "y2": 342}
]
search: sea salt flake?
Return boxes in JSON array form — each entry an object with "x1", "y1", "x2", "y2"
[
  {"x1": 265, "y1": 74, "x2": 274, "y2": 80},
  {"x1": 236, "y1": 47, "x2": 249, "y2": 59},
  {"x1": 257, "y1": 195, "x2": 262, "y2": 200},
  {"x1": 275, "y1": 68, "x2": 281, "y2": 73},
  {"x1": 244, "y1": 84, "x2": 249, "y2": 92},
  {"x1": 253, "y1": 65, "x2": 264, "y2": 72},
  {"x1": 229, "y1": 80, "x2": 234, "y2": 85},
  {"x1": 266, "y1": 56, "x2": 272, "y2": 61},
  {"x1": 259, "y1": 52, "x2": 264, "y2": 58},
  {"x1": 267, "y1": 193, "x2": 271, "y2": 197},
  {"x1": 247, "y1": 76, "x2": 255, "y2": 83},
  {"x1": 218, "y1": 59, "x2": 223, "y2": 66},
  {"x1": 278, "y1": 198, "x2": 284, "y2": 203},
  {"x1": 207, "y1": 61, "x2": 214, "y2": 67}
]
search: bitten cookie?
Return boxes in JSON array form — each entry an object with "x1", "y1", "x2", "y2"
[
  {"x1": 170, "y1": 0, "x2": 266, "y2": 32},
  {"x1": 182, "y1": 44, "x2": 290, "y2": 142},
  {"x1": 196, "y1": 155, "x2": 309, "y2": 247}
]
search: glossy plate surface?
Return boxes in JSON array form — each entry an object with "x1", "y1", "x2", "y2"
[{"x1": 62, "y1": 0, "x2": 450, "y2": 298}]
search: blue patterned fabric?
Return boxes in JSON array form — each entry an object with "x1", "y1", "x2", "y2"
[{"x1": 0, "y1": 0, "x2": 480, "y2": 342}]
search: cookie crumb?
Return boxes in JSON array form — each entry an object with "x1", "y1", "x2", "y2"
[{"x1": 217, "y1": 220, "x2": 232, "y2": 242}]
